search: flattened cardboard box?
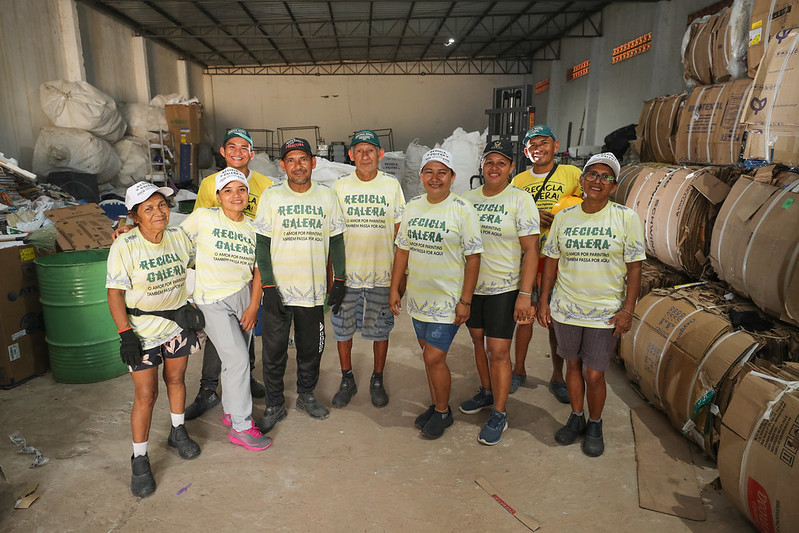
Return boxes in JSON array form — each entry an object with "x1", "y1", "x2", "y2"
[
  {"x1": 0, "y1": 245, "x2": 49, "y2": 388},
  {"x1": 718, "y1": 368, "x2": 799, "y2": 533},
  {"x1": 44, "y1": 203, "x2": 113, "y2": 251},
  {"x1": 742, "y1": 27, "x2": 799, "y2": 166},
  {"x1": 165, "y1": 103, "x2": 203, "y2": 145},
  {"x1": 747, "y1": 0, "x2": 799, "y2": 77}
]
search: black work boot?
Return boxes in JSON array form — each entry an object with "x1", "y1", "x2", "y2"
[
  {"x1": 130, "y1": 454, "x2": 156, "y2": 498},
  {"x1": 256, "y1": 405, "x2": 287, "y2": 433},
  {"x1": 167, "y1": 424, "x2": 201, "y2": 459},
  {"x1": 554, "y1": 413, "x2": 586, "y2": 445},
  {"x1": 250, "y1": 375, "x2": 266, "y2": 399},
  {"x1": 184, "y1": 387, "x2": 221, "y2": 420},
  {"x1": 369, "y1": 372, "x2": 389, "y2": 407},
  {"x1": 332, "y1": 374, "x2": 357, "y2": 408},
  {"x1": 297, "y1": 392, "x2": 330, "y2": 420}
]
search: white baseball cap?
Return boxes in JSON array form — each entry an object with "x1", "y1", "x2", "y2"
[
  {"x1": 583, "y1": 152, "x2": 621, "y2": 179},
  {"x1": 420, "y1": 148, "x2": 455, "y2": 173},
  {"x1": 125, "y1": 181, "x2": 173, "y2": 210},
  {"x1": 215, "y1": 167, "x2": 250, "y2": 193}
]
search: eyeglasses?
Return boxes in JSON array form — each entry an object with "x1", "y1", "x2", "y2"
[{"x1": 582, "y1": 171, "x2": 616, "y2": 183}]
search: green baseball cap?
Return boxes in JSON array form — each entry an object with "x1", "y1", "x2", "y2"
[
  {"x1": 350, "y1": 129, "x2": 381, "y2": 148},
  {"x1": 223, "y1": 128, "x2": 253, "y2": 149},
  {"x1": 523, "y1": 125, "x2": 556, "y2": 145}
]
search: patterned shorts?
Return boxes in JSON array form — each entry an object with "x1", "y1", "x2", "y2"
[
  {"x1": 330, "y1": 286, "x2": 394, "y2": 341},
  {"x1": 129, "y1": 329, "x2": 202, "y2": 373}
]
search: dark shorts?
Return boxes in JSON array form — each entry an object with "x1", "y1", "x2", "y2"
[
  {"x1": 466, "y1": 291, "x2": 518, "y2": 340},
  {"x1": 330, "y1": 286, "x2": 394, "y2": 341},
  {"x1": 411, "y1": 319, "x2": 460, "y2": 352},
  {"x1": 551, "y1": 320, "x2": 618, "y2": 372},
  {"x1": 130, "y1": 329, "x2": 201, "y2": 373}
]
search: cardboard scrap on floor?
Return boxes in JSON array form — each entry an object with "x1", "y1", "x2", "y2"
[
  {"x1": 15, "y1": 483, "x2": 39, "y2": 509},
  {"x1": 630, "y1": 406, "x2": 706, "y2": 521},
  {"x1": 475, "y1": 476, "x2": 540, "y2": 531}
]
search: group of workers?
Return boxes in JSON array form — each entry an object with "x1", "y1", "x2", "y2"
[{"x1": 106, "y1": 124, "x2": 645, "y2": 498}]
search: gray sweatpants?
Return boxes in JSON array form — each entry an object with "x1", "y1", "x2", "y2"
[{"x1": 198, "y1": 284, "x2": 253, "y2": 432}]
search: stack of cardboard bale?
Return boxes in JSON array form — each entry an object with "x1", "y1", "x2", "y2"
[{"x1": 621, "y1": 2, "x2": 799, "y2": 531}]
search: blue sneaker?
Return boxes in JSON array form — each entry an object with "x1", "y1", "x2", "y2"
[
  {"x1": 509, "y1": 374, "x2": 526, "y2": 394},
  {"x1": 459, "y1": 387, "x2": 494, "y2": 414},
  {"x1": 477, "y1": 409, "x2": 508, "y2": 446}
]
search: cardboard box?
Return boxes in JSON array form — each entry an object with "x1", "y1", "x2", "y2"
[
  {"x1": 709, "y1": 171, "x2": 799, "y2": 325},
  {"x1": 0, "y1": 245, "x2": 49, "y2": 388},
  {"x1": 747, "y1": 0, "x2": 799, "y2": 77},
  {"x1": 674, "y1": 78, "x2": 752, "y2": 165},
  {"x1": 44, "y1": 203, "x2": 113, "y2": 251},
  {"x1": 165, "y1": 103, "x2": 203, "y2": 145},
  {"x1": 636, "y1": 94, "x2": 685, "y2": 163},
  {"x1": 742, "y1": 27, "x2": 799, "y2": 166},
  {"x1": 718, "y1": 364, "x2": 799, "y2": 533}
]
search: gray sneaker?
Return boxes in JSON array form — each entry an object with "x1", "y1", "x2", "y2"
[
  {"x1": 459, "y1": 387, "x2": 494, "y2": 414},
  {"x1": 256, "y1": 405, "x2": 287, "y2": 433},
  {"x1": 477, "y1": 409, "x2": 508, "y2": 446},
  {"x1": 297, "y1": 392, "x2": 330, "y2": 420},
  {"x1": 332, "y1": 374, "x2": 357, "y2": 408},
  {"x1": 228, "y1": 422, "x2": 273, "y2": 451}
]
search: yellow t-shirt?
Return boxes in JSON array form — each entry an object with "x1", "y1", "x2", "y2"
[
  {"x1": 105, "y1": 226, "x2": 193, "y2": 348},
  {"x1": 542, "y1": 202, "x2": 646, "y2": 328},
  {"x1": 334, "y1": 171, "x2": 406, "y2": 288},
  {"x1": 181, "y1": 208, "x2": 256, "y2": 305},
  {"x1": 511, "y1": 164, "x2": 582, "y2": 256},
  {"x1": 463, "y1": 185, "x2": 540, "y2": 295},
  {"x1": 194, "y1": 169, "x2": 274, "y2": 219},
  {"x1": 396, "y1": 194, "x2": 483, "y2": 323},
  {"x1": 253, "y1": 181, "x2": 345, "y2": 307}
]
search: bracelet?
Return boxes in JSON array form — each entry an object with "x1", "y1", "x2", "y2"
[
  {"x1": 118, "y1": 326, "x2": 132, "y2": 334},
  {"x1": 459, "y1": 298, "x2": 471, "y2": 306},
  {"x1": 518, "y1": 291, "x2": 532, "y2": 296},
  {"x1": 619, "y1": 308, "x2": 633, "y2": 316}
]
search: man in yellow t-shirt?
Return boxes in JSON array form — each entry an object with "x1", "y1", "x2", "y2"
[
  {"x1": 330, "y1": 129, "x2": 406, "y2": 409},
  {"x1": 185, "y1": 128, "x2": 274, "y2": 420},
  {"x1": 509, "y1": 125, "x2": 581, "y2": 403}
]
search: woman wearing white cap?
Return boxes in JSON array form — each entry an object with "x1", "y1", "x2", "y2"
[
  {"x1": 536, "y1": 152, "x2": 645, "y2": 457},
  {"x1": 107, "y1": 181, "x2": 202, "y2": 498},
  {"x1": 389, "y1": 148, "x2": 483, "y2": 439},
  {"x1": 180, "y1": 167, "x2": 272, "y2": 451}
]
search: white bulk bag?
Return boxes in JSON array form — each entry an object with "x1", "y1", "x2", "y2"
[
  {"x1": 40, "y1": 80, "x2": 127, "y2": 143},
  {"x1": 33, "y1": 127, "x2": 122, "y2": 184}
]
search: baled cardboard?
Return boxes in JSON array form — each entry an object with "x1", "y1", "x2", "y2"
[
  {"x1": 636, "y1": 94, "x2": 685, "y2": 163},
  {"x1": 742, "y1": 27, "x2": 799, "y2": 166},
  {"x1": 747, "y1": 0, "x2": 799, "y2": 77},
  {"x1": 165, "y1": 103, "x2": 203, "y2": 145},
  {"x1": 0, "y1": 245, "x2": 49, "y2": 388},
  {"x1": 674, "y1": 78, "x2": 752, "y2": 165},
  {"x1": 44, "y1": 203, "x2": 113, "y2": 251}
]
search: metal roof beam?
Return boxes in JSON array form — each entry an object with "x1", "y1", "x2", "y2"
[
  {"x1": 237, "y1": 1, "x2": 289, "y2": 65},
  {"x1": 282, "y1": 1, "x2": 316, "y2": 63}
]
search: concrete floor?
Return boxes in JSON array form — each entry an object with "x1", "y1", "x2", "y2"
[{"x1": 0, "y1": 313, "x2": 753, "y2": 532}]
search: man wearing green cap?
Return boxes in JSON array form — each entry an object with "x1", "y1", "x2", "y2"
[
  {"x1": 184, "y1": 127, "x2": 274, "y2": 420},
  {"x1": 329, "y1": 129, "x2": 406, "y2": 408},
  {"x1": 509, "y1": 125, "x2": 581, "y2": 403}
]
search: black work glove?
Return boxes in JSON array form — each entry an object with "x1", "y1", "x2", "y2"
[
  {"x1": 327, "y1": 278, "x2": 346, "y2": 314},
  {"x1": 119, "y1": 328, "x2": 143, "y2": 367},
  {"x1": 262, "y1": 285, "x2": 286, "y2": 315}
]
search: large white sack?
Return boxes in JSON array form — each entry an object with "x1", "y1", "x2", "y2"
[
  {"x1": 269, "y1": 157, "x2": 354, "y2": 189},
  {"x1": 113, "y1": 137, "x2": 150, "y2": 187},
  {"x1": 248, "y1": 153, "x2": 281, "y2": 180},
  {"x1": 150, "y1": 94, "x2": 198, "y2": 107},
  {"x1": 40, "y1": 80, "x2": 127, "y2": 143},
  {"x1": 120, "y1": 103, "x2": 168, "y2": 142},
  {"x1": 441, "y1": 127, "x2": 484, "y2": 196},
  {"x1": 33, "y1": 126, "x2": 122, "y2": 183},
  {"x1": 403, "y1": 139, "x2": 429, "y2": 200}
]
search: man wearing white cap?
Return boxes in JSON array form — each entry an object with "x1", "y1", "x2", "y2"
[
  {"x1": 330, "y1": 129, "x2": 406, "y2": 409},
  {"x1": 537, "y1": 152, "x2": 644, "y2": 457},
  {"x1": 184, "y1": 127, "x2": 273, "y2": 421}
]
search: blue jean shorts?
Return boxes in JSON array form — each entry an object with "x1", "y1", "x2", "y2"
[
  {"x1": 411, "y1": 319, "x2": 460, "y2": 352},
  {"x1": 331, "y1": 286, "x2": 394, "y2": 341}
]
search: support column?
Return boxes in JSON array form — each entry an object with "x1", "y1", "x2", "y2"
[
  {"x1": 57, "y1": 0, "x2": 86, "y2": 81},
  {"x1": 132, "y1": 36, "x2": 151, "y2": 103},
  {"x1": 177, "y1": 59, "x2": 190, "y2": 98}
]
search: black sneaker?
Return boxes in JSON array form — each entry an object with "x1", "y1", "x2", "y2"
[
  {"x1": 421, "y1": 406, "x2": 453, "y2": 439},
  {"x1": 184, "y1": 387, "x2": 221, "y2": 420},
  {"x1": 332, "y1": 374, "x2": 357, "y2": 408},
  {"x1": 554, "y1": 413, "x2": 586, "y2": 445},
  {"x1": 130, "y1": 454, "x2": 156, "y2": 498},
  {"x1": 167, "y1": 424, "x2": 201, "y2": 460},
  {"x1": 414, "y1": 405, "x2": 436, "y2": 429},
  {"x1": 369, "y1": 372, "x2": 389, "y2": 407},
  {"x1": 250, "y1": 376, "x2": 266, "y2": 399},
  {"x1": 297, "y1": 392, "x2": 330, "y2": 420},
  {"x1": 459, "y1": 387, "x2": 494, "y2": 414},
  {"x1": 256, "y1": 405, "x2": 287, "y2": 433},
  {"x1": 477, "y1": 409, "x2": 508, "y2": 446},
  {"x1": 582, "y1": 420, "x2": 604, "y2": 457}
]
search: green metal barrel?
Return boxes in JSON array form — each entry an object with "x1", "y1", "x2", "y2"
[{"x1": 35, "y1": 249, "x2": 125, "y2": 383}]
